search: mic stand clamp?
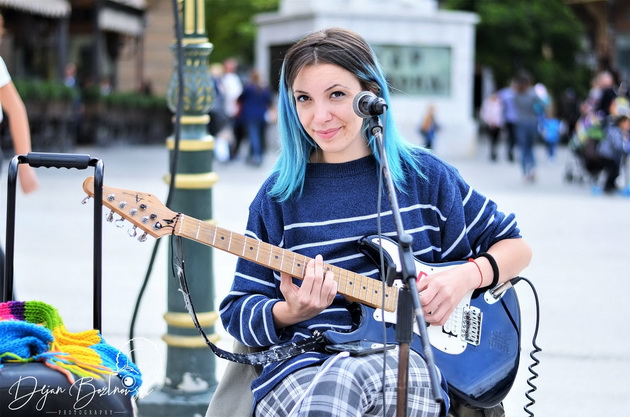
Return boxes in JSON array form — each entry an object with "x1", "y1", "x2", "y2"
[{"x1": 367, "y1": 116, "x2": 444, "y2": 414}]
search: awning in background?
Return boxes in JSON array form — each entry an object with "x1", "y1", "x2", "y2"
[
  {"x1": 98, "y1": 7, "x2": 144, "y2": 37},
  {"x1": 107, "y1": 0, "x2": 146, "y2": 10},
  {"x1": 0, "y1": 0, "x2": 71, "y2": 18}
]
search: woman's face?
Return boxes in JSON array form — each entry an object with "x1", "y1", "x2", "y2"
[{"x1": 292, "y1": 63, "x2": 371, "y2": 163}]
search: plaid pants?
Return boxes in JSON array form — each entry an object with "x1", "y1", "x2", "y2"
[{"x1": 255, "y1": 349, "x2": 443, "y2": 417}]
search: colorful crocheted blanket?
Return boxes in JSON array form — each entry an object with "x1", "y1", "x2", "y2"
[{"x1": 0, "y1": 300, "x2": 142, "y2": 394}]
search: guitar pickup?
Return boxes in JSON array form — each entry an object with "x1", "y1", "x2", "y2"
[{"x1": 461, "y1": 306, "x2": 482, "y2": 346}]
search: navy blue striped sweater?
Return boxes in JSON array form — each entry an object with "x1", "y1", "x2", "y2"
[{"x1": 219, "y1": 149, "x2": 521, "y2": 408}]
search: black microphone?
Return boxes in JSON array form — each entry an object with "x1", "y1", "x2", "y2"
[{"x1": 353, "y1": 91, "x2": 388, "y2": 118}]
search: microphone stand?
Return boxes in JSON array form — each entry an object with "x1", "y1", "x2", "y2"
[{"x1": 367, "y1": 115, "x2": 444, "y2": 415}]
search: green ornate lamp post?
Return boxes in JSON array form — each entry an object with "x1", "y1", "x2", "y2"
[{"x1": 137, "y1": 0, "x2": 219, "y2": 415}]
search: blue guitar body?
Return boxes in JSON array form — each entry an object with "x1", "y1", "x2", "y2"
[{"x1": 322, "y1": 235, "x2": 521, "y2": 409}]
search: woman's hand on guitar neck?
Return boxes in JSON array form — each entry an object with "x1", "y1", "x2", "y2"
[{"x1": 273, "y1": 255, "x2": 338, "y2": 329}]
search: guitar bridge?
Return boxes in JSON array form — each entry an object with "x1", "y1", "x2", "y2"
[{"x1": 461, "y1": 306, "x2": 482, "y2": 346}]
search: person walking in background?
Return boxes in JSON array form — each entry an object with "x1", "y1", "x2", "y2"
[
  {"x1": 0, "y1": 58, "x2": 38, "y2": 193},
  {"x1": 597, "y1": 114, "x2": 630, "y2": 194},
  {"x1": 220, "y1": 58, "x2": 244, "y2": 160},
  {"x1": 594, "y1": 71, "x2": 617, "y2": 117},
  {"x1": 480, "y1": 91, "x2": 504, "y2": 161},
  {"x1": 237, "y1": 69, "x2": 273, "y2": 166},
  {"x1": 513, "y1": 71, "x2": 544, "y2": 182},
  {"x1": 0, "y1": 55, "x2": 39, "y2": 284},
  {"x1": 419, "y1": 104, "x2": 438, "y2": 149},
  {"x1": 207, "y1": 63, "x2": 232, "y2": 162},
  {"x1": 498, "y1": 78, "x2": 518, "y2": 162}
]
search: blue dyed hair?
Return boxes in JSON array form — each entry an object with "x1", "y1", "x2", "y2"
[{"x1": 270, "y1": 27, "x2": 423, "y2": 202}]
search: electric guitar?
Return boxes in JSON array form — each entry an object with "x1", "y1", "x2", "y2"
[{"x1": 83, "y1": 177, "x2": 521, "y2": 408}]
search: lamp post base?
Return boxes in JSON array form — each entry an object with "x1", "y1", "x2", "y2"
[{"x1": 137, "y1": 385, "x2": 216, "y2": 417}]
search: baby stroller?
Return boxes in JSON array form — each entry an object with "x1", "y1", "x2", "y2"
[{"x1": 564, "y1": 110, "x2": 605, "y2": 185}]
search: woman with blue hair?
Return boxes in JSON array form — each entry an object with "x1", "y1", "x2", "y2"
[{"x1": 218, "y1": 27, "x2": 531, "y2": 417}]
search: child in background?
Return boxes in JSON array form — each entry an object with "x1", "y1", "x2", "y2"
[{"x1": 540, "y1": 106, "x2": 562, "y2": 164}]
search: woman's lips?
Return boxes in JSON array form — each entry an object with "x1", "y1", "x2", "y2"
[{"x1": 315, "y1": 127, "x2": 340, "y2": 140}]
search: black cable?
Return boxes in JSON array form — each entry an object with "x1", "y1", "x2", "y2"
[
  {"x1": 508, "y1": 276, "x2": 541, "y2": 417},
  {"x1": 129, "y1": 0, "x2": 184, "y2": 362}
]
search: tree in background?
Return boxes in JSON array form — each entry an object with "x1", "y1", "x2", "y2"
[
  {"x1": 444, "y1": 0, "x2": 592, "y2": 99},
  {"x1": 204, "y1": 0, "x2": 279, "y2": 66}
]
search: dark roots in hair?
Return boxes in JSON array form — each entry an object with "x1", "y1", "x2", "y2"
[{"x1": 283, "y1": 28, "x2": 381, "y2": 94}]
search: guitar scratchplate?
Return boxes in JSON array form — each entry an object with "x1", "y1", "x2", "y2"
[{"x1": 461, "y1": 306, "x2": 482, "y2": 346}]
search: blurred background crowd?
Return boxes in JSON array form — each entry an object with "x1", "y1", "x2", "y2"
[{"x1": 0, "y1": 0, "x2": 629, "y2": 192}]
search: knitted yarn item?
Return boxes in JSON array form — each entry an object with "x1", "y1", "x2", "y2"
[
  {"x1": 0, "y1": 300, "x2": 142, "y2": 394},
  {"x1": 0, "y1": 321, "x2": 53, "y2": 358}
]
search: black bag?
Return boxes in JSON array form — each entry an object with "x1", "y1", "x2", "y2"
[{"x1": 0, "y1": 153, "x2": 135, "y2": 416}]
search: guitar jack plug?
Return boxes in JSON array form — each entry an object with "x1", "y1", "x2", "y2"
[{"x1": 489, "y1": 276, "x2": 523, "y2": 300}]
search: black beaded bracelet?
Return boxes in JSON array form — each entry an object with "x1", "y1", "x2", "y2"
[{"x1": 477, "y1": 252, "x2": 499, "y2": 289}]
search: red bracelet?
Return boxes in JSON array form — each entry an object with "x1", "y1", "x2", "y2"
[{"x1": 468, "y1": 258, "x2": 483, "y2": 288}]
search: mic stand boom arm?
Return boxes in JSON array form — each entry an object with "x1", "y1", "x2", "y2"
[{"x1": 367, "y1": 116, "x2": 444, "y2": 412}]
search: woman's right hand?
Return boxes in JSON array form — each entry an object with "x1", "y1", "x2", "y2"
[{"x1": 272, "y1": 254, "x2": 338, "y2": 328}]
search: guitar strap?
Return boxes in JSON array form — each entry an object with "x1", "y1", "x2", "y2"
[{"x1": 171, "y1": 235, "x2": 326, "y2": 366}]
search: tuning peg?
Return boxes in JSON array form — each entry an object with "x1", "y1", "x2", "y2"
[
  {"x1": 115, "y1": 217, "x2": 125, "y2": 228},
  {"x1": 81, "y1": 196, "x2": 91, "y2": 205},
  {"x1": 128, "y1": 225, "x2": 138, "y2": 237},
  {"x1": 138, "y1": 232, "x2": 148, "y2": 242},
  {"x1": 106, "y1": 211, "x2": 115, "y2": 222}
]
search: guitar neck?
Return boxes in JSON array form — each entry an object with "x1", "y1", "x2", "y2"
[{"x1": 175, "y1": 214, "x2": 397, "y2": 312}]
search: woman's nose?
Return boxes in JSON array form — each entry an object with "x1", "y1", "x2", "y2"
[{"x1": 313, "y1": 102, "x2": 333, "y2": 123}]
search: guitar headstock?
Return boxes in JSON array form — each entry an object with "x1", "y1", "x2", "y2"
[{"x1": 83, "y1": 176, "x2": 177, "y2": 239}]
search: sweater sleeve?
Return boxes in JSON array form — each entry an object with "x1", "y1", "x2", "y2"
[
  {"x1": 429, "y1": 156, "x2": 521, "y2": 260},
  {"x1": 218, "y1": 183, "x2": 286, "y2": 348}
]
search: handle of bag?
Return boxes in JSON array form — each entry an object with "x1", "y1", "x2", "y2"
[{"x1": 1, "y1": 153, "x2": 104, "y2": 331}]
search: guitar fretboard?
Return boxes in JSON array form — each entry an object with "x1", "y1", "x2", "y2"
[{"x1": 176, "y1": 215, "x2": 398, "y2": 312}]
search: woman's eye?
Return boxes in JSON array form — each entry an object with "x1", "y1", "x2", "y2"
[
  {"x1": 331, "y1": 91, "x2": 346, "y2": 99},
  {"x1": 295, "y1": 94, "x2": 309, "y2": 102}
]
